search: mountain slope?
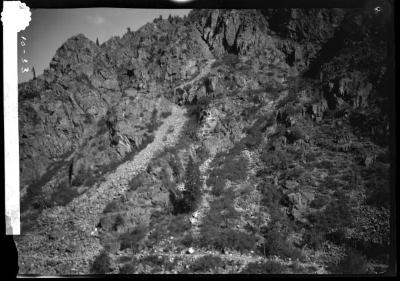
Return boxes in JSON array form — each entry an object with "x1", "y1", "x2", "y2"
[{"x1": 16, "y1": 8, "x2": 392, "y2": 274}]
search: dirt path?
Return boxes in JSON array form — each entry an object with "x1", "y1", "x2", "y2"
[{"x1": 18, "y1": 250, "x2": 326, "y2": 274}]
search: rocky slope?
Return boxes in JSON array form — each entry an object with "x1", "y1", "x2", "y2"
[{"x1": 16, "y1": 7, "x2": 392, "y2": 275}]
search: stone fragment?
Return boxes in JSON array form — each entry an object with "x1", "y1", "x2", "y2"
[{"x1": 285, "y1": 180, "x2": 299, "y2": 190}]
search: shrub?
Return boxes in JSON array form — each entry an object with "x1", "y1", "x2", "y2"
[
  {"x1": 366, "y1": 181, "x2": 390, "y2": 208},
  {"x1": 212, "y1": 53, "x2": 239, "y2": 69},
  {"x1": 276, "y1": 94, "x2": 300, "y2": 110},
  {"x1": 182, "y1": 115, "x2": 200, "y2": 141},
  {"x1": 148, "y1": 223, "x2": 167, "y2": 242},
  {"x1": 71, "y1": 169, "x2": 99, "y2": 188},
  {"x1": 149, "y1": 214, "x2": 191, "y2": 243},
  {"x1": 128, "y1": 175, "x2": 143, "y2": 191},
  {"x1": 189, "y1": 255, "x2": 223, "y2": 272},
  {"x1": 51, "y1": 181, "x2": 80, "y2": 207},
  {"x1": 326, "y1": 229, "x2": 346, "y2": 245},
  {"x1": 211, "y1": 178, "x2": 225, "y2": 197},
  {"x1": 32, "y1": 195, "x2": 53, "y2": 210},
  {"x1": 207, "y1": 152, "x2": 249, "y2": 190},
  {"x1": 147, "y1": 109, "x2": 159, "y2": 133},
  {"x1": 218, "y1": 193, "x2": 240, "y2": 228},
  {"x1": 160, "y1": 111, "x2": 172, "y2": 119},
  {"x1": 308, "y1": 196, "x2": 353, "y2": 234},
  {"x1": 242, "y1": 115, "x2": 275, "y2": 149},
  {"x1": 134, "y1": 255, "x2": 177, "y2": 273},
  {"x1": 200, "y1": 173, "x2": 255, "y2": 254},
  {"x1": 285, "y1": 127, "x2": 305, "y2": 143},
  {"x1": 102, "y1": 233, "x2": 121, "y2": 253},
  {"x1": 196, "y1": 145, "x2": 209, "y2": 163},
  {"x1": 242, "y1": 128, "x2": 263, "y2": 149},
  {"x1": 290, "y1": 260, "x2": 307, "y2": 273},
  {"x1": 119, "y1": 262, "x2": 136, "y2": 274},
  {"x1": 261, "y1": 220, "x2": 304, "y2": 260},
  {"x1": 322, "y1": 175, "x2": 339, "y2": 190},
  {"x1": 84, "y1": 113, "x2": 93, "y2": 124},
  {"x1": 117, "y1": 256, "x2": 132, "y2": 263},
  {"x1": 242, "y1": 130, "x2": 263, "y2": 149},
  {"x1": 332, "y1": 248, "x2": 368, "y2": 274},
  {"x1": 71, "y1": 171, "x2": 86, "y2": 186},
  {"x1": 276, "y1": 104, "x2": 303, "y2": 127},
  {"x1": 241, "y1": 261, "x2": 285, "y2": 274},
  {"x1": 199, "y1": 227, "x2": 257, "y2": 252},
  {"x1": 305, "y1": 151, "x2": 321, "y2": 162},
  {"x1": 167, "y1": 126, "x2": 174, "y2": 134},
  {"x1": 170, "y1": 156, "x2": 202, "y2": 214},
  {"x1": 211, "y1": 60, "x2": 222, "y2": 68},
  {"x1": 284, "y1": 166, "x2": 305, "y2": 179},
  {"x1": 181, "y1": 233, "x2": 194, "y2": 247},
  {"x1": 310, "y1": 194, "x2": 330, "y2": 209},
  {"x1": 167, "y1": 214, "x2": 191, "y2": 234},
  {"x1": 204, "y1": 191, "x2": 240, "y2": 231},
  {"x1": 91, "y1": 251, "x2": 111, "y2": 274},
  {"x1": 112, "y1": 214, "x2": 125, "y2": 231},
  {"x1": 261, "y1": 149, "x2": 291, "y2": 171},
  {"x1": 240, "y1": 262, "x2": 266, "y2": 274},
  {"x1": 222, "y1": 229, "x2": 257, "y2": 252},
  {"x1": 314, "y1": 160, "x2": 334, "y2": 170},
  {"x1": 303, "y1": 229, "x2": 325, "y2": 250},
  {"x1": 141, "y1": 255, "x2": 169, "y2": 267},
  {"x1": 119, "y1": 224, "x2": 147, "y2": 251},
  {"x1": 259, "y1": 182, "x2": 282, "y2": 220},
  {"x1": 364, "y1": 164, "x2": 390, "y2": 208},
  {"x1": 103, "y1": 200, "x2": 121, "y2": 214},
  {"x1": 168, "y1": 155, "x2": 182, "y2": 180}
]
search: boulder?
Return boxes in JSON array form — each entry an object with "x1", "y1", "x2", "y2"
[
  {"x1": 284, "y1": 180, "x2": 299, "y2": 190},
  {"x1": 49, "y1": 229, "x2": 63, "y2": 240},
  {"x1": 364, "y1": 154, "x2": 376, "y2": 167}
]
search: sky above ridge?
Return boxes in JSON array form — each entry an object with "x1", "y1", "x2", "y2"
[{"x1": 18, "y1": 8, "x2": 191, "y2": 83}]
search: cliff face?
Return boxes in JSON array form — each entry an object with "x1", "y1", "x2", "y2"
[
  {"x1": 17, "y1": 8, "x2": 392, "y2": 274},
  {"x1": 20, "y1": 8, "x2": 388, "y2": 186}
]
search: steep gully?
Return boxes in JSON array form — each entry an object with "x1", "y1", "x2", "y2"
[{"x1": 16, "y1": 59, "x2": 218, "y2": 274}]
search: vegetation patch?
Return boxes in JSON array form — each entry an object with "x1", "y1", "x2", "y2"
[
  {"x1": 261, "y1": 148, "x2": 292, "y2": 172},
  {"x1": 91, "y1": 251, "x2": 112, "y2": 274},
  {"x1": 207, "y1": 146, "x2": 249, "y2": 193},
  {"x1": 305, "y1": 193, "x2": 354, "y2": 248},
  {"x1": 189, "y1": 255, "x2": 223, "y2": 272},
  {"x1": 240, "y1": 261, "x2": 286, "y2": 274},
  {"x1": 160, "y1": 110, "x2": 172, "y2": 119},
  {"x1": 260, "y1": 219, "x2": 305, "y2": 260},
  {"x1": 199, "y1": 227, "x2": 257, "y2": 252},
  {"x1": 212, "y1": 53, "x2": 240, "y2": 69},
  {"x1": 119, "y1": 224, "x2": 148, "y2": 252},
  {"x1": 169, "y1": 156, "x2": 202, "y2": 214},
  {"x1": 128, "y1": 174, "x2": 144, "y2": 192},
  {"x1": 199, "y1": 190, "x2": 256, "y2": 252},
  {"x1": 242, "y1": 115, "x2": 275, "y2": 149},
  {"x1": 103, "y1": 200, "x2": 122, "y2": 214},
  {"x1": 51, "y1": 181, "x2": 80, "y2": 207},
  {"x1": 330, "y1": 248, "x2": 368, "y2": 274}
]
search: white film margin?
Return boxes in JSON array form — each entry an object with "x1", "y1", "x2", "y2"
[{"x1": 2, "y1": 1, "x2": 31, "y2": 235}]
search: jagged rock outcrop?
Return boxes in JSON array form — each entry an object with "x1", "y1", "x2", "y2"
[
  {"x1": 262, "y1": 9, "x2": 346, "y2": 72},
  {"x1": 18, "y1": 9, "x2": 348, "y2": 190},
  {"x1": 192, "y1": 10, "x2": 273, "y2": 56}
]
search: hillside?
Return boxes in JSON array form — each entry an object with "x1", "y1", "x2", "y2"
[{"x1": 15, "y1": 8, "x2": 392, "y2": 274}]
